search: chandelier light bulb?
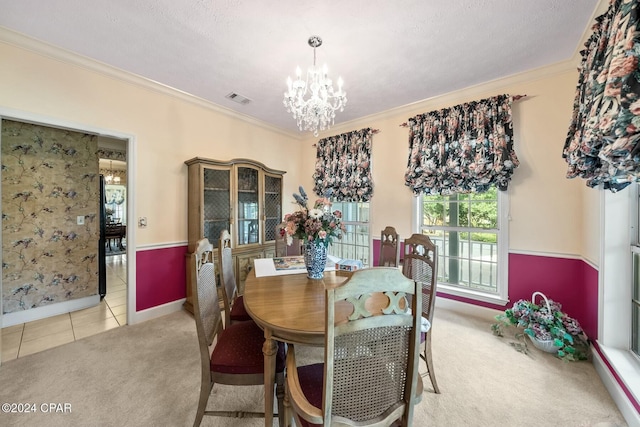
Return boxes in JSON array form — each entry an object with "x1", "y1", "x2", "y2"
[{"x1": 283, "y1": 35, "x2": 347, "y2": 137}]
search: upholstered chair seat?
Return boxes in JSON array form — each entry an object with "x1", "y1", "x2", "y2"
[
  {"x1": 229, "y1": 294, "x2": 252, "y2": 323},
  {"x1": 294, "y1": 363, "x2": 324, "y2": 427},
  {"x1": 192, "y1": 237, "x2": 286, "y2": 427},
  {"x1": 292, "y1": 359, "x2": 423, "y2": 427},
  {"x1": 211, "y1": 320, "x2": 285, "y2": 375}
]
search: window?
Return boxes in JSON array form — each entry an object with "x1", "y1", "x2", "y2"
[
  {"x1": 414, "y1": 186, "x2": 508, "y2": 303},
  {"x1": 105, "y1": 184, "x2": 126, "y2": 224},
  {"x1": 632, "y1": 249, "x2": 640, "y2": 357},
  {"x1": 632, "y1": 183, "x2": 640, "y2": 358},
  {"x1": 598, "y1": 184, "x2": 640, "y2": 411},
  {"x1": 328, "y1": 201, "x2": 370, "y2": 266}
]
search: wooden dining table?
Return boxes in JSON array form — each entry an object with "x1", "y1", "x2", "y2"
[{"x1": 243, "y1": 267, "x2": 351, "y2": 427}]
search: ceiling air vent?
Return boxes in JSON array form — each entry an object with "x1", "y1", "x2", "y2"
[{"x1": 225, "y1": 92, "x2": 252, "y2": 105}]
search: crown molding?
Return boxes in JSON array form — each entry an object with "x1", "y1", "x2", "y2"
[
  {"x1": 1, "y1": 24, "x2": 588, "y2": 142},
  {"x1": 0, "y1": 26, "x2": 300, "y2": 140},
  {"x1": 322, "y1": 56, "x2": 581, "y2": 140}
]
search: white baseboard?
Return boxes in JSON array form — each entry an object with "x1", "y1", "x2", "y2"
[
  {"x1": 130, "y1": 298, "x2": 186, "y2": 325},
  {"x1": 2, "y1": 295, "x2": 101, "y2": 327},
  {"x1": 592, "y1": 347, "x2": 640, "y2": 427}
]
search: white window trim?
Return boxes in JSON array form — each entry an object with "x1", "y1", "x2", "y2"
[
  {"x1": 329, "y1": 201, "x2": 371, "y2": 267},
  {"x1": 594, "y1": 186, "x2": 640, "y2": 425},
  {"x1": 411, "y1": 190, "x2": 509, "y2": 306}
]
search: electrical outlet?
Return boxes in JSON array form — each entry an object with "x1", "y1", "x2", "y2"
[
  {"x1": 138, "y1": 217, "x2": 147, "y2": 228},
  {"x1": 77, "y1": 215, "x2": 85, "y2": 225}
]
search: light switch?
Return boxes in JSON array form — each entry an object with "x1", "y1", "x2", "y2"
[
  {"x1": 138, "y1": 217, "x2": 147, "y2": 228},
  {"x1": 77, "y1": 215, "x2": 85, "y2": 225}
]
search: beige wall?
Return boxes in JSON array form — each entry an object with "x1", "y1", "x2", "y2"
[
  {"x1": 1, "y1": 33, "x2": 593, "y2": 260},
  {"x1": 299, "y1": 65, "x2": 587, "y2": 258},
  {"x1": 0, "y1": 39, "x2": 304, "y2": 247}
]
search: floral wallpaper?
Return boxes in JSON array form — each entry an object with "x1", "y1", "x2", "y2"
[{"x1": 2, "y1": 119, "x2": 99, "y2": 314}]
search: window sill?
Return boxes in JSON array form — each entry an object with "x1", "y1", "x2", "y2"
[
  {"x1": 593, "y1": 342, "x2": 640, "y2": 425},
  {"x1": 438, "y1": 284, "x2": 509, "y2": 306}
]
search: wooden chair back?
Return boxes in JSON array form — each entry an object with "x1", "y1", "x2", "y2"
[
  {"x1": 402, "y1": 233, "x2": 441, "y2": 393},
  {"x1": 218, "y1": 230, "x2": 238, "y2": 326},
  {"x1": 287, "y1": 268, "x2": 423, "y2": 426},
  {"x1": 402, "y1": 233, "x2": 437, "y2": 322},
  {"x1": 379, "y1": 226, "x2": 401, "y2": 267},
  {"x1": 192, "y1": 236, "x2": 286, "y2": 425},
  {"x1": 192, "y1": 238, "x2": 222, "y2": 355}
]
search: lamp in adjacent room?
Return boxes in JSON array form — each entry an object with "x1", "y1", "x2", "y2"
[{"x1": 283, "y1": 36, "x2": 347, "y2": 137}]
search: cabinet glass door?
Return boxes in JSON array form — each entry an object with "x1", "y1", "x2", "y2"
[
  {"x1": 203, "y1": 167, "x2": 230, "y2": 248},
  {"x1": 237, "y1": 166, "x2": 259, "y2": 246},
  {"x1": 264, "y1": 174, "x2": 282, "y2": 242}
]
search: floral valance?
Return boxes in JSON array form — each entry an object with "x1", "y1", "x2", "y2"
[
  {"x1": 404, "y1": 94, "x2": 519, "y2": 195},
  {"x1": 312, "y1": 127, "x2": 374, "y2": 202},
  {"x1": 563, "y1": 0, "x2": 640, "y2": 192}
]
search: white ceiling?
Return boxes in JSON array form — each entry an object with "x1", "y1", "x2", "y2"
[{"x1": 0, "y1": 0, "x2": 601, "y2": 136}]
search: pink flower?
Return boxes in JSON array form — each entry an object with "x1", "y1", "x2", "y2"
[{"x1": 284, "y1": 186, "x2": 345, "y2": 247}]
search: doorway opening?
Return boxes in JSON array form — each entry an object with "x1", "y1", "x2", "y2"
[{"x1": 0, "y1": 113, "x2": 134, "y2": 362}]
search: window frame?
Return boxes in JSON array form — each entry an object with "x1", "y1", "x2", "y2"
[
  {"x1": 411, "y1": 188, "x2": 510, "y2": 305},
  {"x1": 328, "y1": 201, "x2": 371, "y2": 267},
  {"x1": 596, "y1": 184, "x2": 640, "y2": 417}
]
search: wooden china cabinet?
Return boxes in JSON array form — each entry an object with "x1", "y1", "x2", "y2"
[{"x1": 183, "y1": 157, "x2": 285, "y2": 313}]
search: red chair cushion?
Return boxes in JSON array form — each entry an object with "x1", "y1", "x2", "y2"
[
  {"x1": 294, "y1": 363, "x2": 324, "y2": 427},
  {"x1": 230, "y1": 295, "x2": 252, "y2": 322},
  {"x1": 210, "y1": 320, "x2": 285, "y2": 374}
]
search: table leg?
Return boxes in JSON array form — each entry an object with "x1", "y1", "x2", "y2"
[{"x1": 262, "y1": 328, "x2": 277, "y2": 427}]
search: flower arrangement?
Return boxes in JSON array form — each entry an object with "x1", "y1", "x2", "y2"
[
  {"x1": 282, "y1": 186, "x2": 345, "y2": 248},
  {"x1": 491, "y1": 293, "x2": 589, "y2": 361}
]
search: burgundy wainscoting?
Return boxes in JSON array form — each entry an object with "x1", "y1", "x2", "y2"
[
  {"x1": 435, "y1": 253, "x2": 599, "y2": 341},
  {"x1": 136, "y1": 246, "x2": 188, "y2": 311},
  {"x1": 508, "y1": 253, "x2": 599, "y2": 341},
  {"x1": 373, "y1": 239, "x2": 600, "y2": 341}
]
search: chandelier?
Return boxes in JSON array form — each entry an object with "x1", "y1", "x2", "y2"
[
  {"x1": 283, "y1": 36, "x2": 347, "y2": 137},
  {"x1": 104, "y1": 161, "x2": 121, "y2": 185}
]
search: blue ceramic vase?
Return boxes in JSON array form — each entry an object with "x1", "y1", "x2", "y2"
[{"x1": 304, "y1": 241, "x2": 327, "y2": 279}]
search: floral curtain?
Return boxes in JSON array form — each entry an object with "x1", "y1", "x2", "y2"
[
  {"x1": 312, "y1": 127, "x2": 374, "y2": 201},
  {"x1": 404, "y1": 94, "x2": 519, "y2": 195},
  {"x1": 563, "y1": 0, "x2": 640, "y2": 192}
]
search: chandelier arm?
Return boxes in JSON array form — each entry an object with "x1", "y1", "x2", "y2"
[{"x1": 284, "y1": 35, "x2": 346, "y2": 136}]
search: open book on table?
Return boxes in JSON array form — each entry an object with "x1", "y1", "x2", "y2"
[{"x1": 253, "y1": 255, "x2": 340, "y2": 277}]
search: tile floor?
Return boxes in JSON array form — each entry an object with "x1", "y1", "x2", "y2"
[{"x1": 1, "y1": 253, "x2": 127, "y2": 362}]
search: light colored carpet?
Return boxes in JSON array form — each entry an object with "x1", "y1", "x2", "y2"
[{"x1": 0, "y1": 305, "x2": 628, "y2": 427}]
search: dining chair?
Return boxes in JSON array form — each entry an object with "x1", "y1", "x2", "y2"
[
  {"x1": 285, "y1": 267, "x2": 423, "y2": 427},
  {"x1": 218, "y1": 230, "x2": 252, "y2": 324},
  {"x1": 191, "y1": 237, "x2": 286, "y2": 427},
  {"x1": 275, "y1": 221, "x2": 303, "y2": 257},
  {"x1": 379, "y1": 226, "x2": 401, "y2": 267},
  {"x1": 402, "y1": 233, "x2": 440, "y2": 394}
]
